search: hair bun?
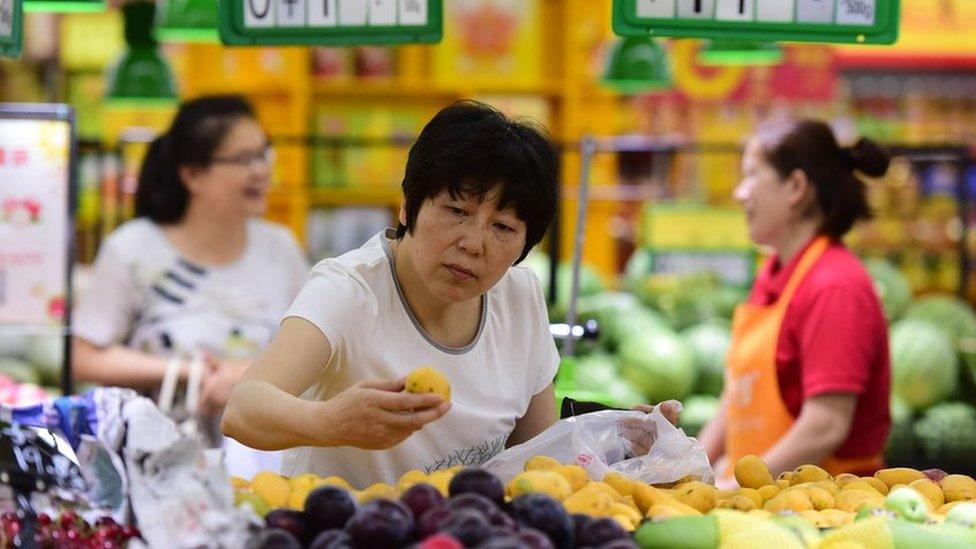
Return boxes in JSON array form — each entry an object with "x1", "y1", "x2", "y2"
[{"x1": 848, "y1": 138, "x2": 891, "y2": 177}]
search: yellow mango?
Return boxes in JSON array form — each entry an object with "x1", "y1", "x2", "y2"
[
  {"x1": 764, "y1": 491, "x2": 813, "y2": 513},
  {"x1": 289, "y1": 473, "x2": 319, "y2": 493},
  {"x1": 813, "y1": 481, "x2": 839, "y2": 495},
  {"x1": 758, "y1": 485, "x2": 781, "y2": 502},
  {"x1": 803, "y1": 486, "x2": 836, "y2": 510},
  {"x1": 942, "y1": 475, "x2": 976, "y2": 502},
  {"x1": 717, "y1": 495, "x2": 758, "y2": 511},
  {"x1": 939, "y1": 501, "x2": 968, "y2": 514},
  {"x1": 315, "y1": 476, "x2": 353, "y2": 491},
  {"x1": 734, "y1": 488, "x2": 764, "y2": 509},
  {"x1": 820, "y1": 509, "x2": 854, "y2": 528},
  {"x1": 428, "y1": 469, "x2": 455, "y2": 497},
  {"x1": 875, "y1": 468, "x2": 925, "y2": 489},
  {"x1": 747, "y1": 509, "x2": 774, "y2": 520},
  {"x1": 603, "y1": 472, "x2": 635, "y2": 498},
  {"x1": 524, "y1": 456, "x2": 560, "y2": 472},
  {"x1": 646, "y1": 504, "x2": 685, "y2": 520},
  {"x1": 404, "y1": 367, "x2": 451, "y2": 402},
  {"x1": 396, "y1": 469, "x2": 428, "y2": 494},
  {"x1": 776, "y1": 479, "x2": 792, "y2": 490},
  {"x1": 673, "y1": 481, "x2": 718, "y2": 513},
  {"x1": 358, "y1": 483, "x2": 397, "y2": 503},
  {"x1": 611, "y1": 502, "x2": 643, "y2": 524},
  {"x1": 835, "y1": 489, "x2": 882, "y2": 513},
  {"x1": 611, "y1": 514, "x2": 638, "y2": 532},
  {"x1": 860, "y1": 476, "x2": 890, "y2": 495},
  {"x1": 288, "y1": 487, "x2": 311, "y2": 510},
  {"x1": 251, "y1": 471, "x2": 291, "y2": 509},
  {"x1": 563, "y1": 489, "x2": 615, "y2": 517},
  {"x1": 230, "y1": 476, "x2": 249, "y2": 490},
  {"x1": 778, "y1": 471, "x2": 799, "y2": 485},
  {"x1": 909, "y1": 478, "x2": 945, "y2": 509},
  {"x1": 800, "y1": 510, "x2": 828, "y2": 528},
  {"x1": 841, "y1": 481, "x2": 883, "y2": 497},
  {"x1": 833, "y1": 473, "x2": 860, "y2": 488},
  {"x1": 554, "y1": 464, "x2": 589, "y2": 492},
  {"x1": 795, "y1": 464, "x2": 831, "y2": 484},
  {"x1": 734, "y1": 455, "x2": 775, "y2": 489},
  {"x1": 581, "y1": 482, "x2": 626, "y2": 504},
  {"x1": 507, "y1": 471, "x2": 573, "y2": 501}
]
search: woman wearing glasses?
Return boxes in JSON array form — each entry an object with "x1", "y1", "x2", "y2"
[{"x1": 72, "y1": 95, "x2": 308, "y2": 475}]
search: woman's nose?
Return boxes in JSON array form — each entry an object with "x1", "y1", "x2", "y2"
[{"x1": 733, "y1": 180, "x2": 749, "y2": 203}]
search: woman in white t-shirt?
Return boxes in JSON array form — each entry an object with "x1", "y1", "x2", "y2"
[
  {"x1": 73, "y1": 96, "x2": 308, "y2": 475},
  {"x1": 222, "y1": 102, "x2": 568, "y2": 487}
]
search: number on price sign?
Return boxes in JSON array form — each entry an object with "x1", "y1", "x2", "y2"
[
  {"x1": 220, "y1": 0, "x2": 442, "y2": 46},
  {"x1": 613, "y1": 0, "x2": 899, "y2": 44}
]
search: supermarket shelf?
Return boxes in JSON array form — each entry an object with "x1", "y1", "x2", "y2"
[
  {"x1": 311, "y1": 79, "x2": 566, "y2": 99},
  {"x1": 309, "y1": 187, "x2": 402, "y2": 208}
]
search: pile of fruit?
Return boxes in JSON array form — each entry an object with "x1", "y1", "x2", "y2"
[
  {"x1": 232, "y1": 455, "x2": 976, "y2": 548},
  {"x1": 0, "y1": 510, "x2": 141, "y2": 548}
]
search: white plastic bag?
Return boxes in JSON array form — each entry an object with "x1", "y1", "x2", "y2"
[{"x1": 483, "y1": 405, "x2": 714, "y2": 485}]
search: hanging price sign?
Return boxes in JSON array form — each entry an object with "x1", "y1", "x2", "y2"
[{"x1": 0, "y1": 0, "x2": 22, "y2": 58}]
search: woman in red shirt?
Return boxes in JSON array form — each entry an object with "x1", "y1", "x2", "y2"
[{"x1": 698, "y1": 120, "x2": 893, "y2": 485}]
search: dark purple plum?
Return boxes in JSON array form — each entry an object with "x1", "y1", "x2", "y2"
[
  {"x1": 445, "y1": 493, "x2": 503, "y2": 524},
  {"x1": 264, "y1": 509, "x2": 307, "y2": 544},
  {"x1": 577, "y1": 518, "x2": 629, "y2": 547},
  {"x1": 474, "y1": 535, "x2": 526, "y2": 549},
  {"x1": 305, "y1": 486, "x2": 357, "y2": 535},
  {"x1": 309, "y1": 529, "x2": 353, "y2": 549},
  {"x1": 440, "y1": 509, "x2": 492, "y2": 547},
  {"x1": 245, "y1": 528, "x2": 303, "y2": 549},
  {"x1": 489, "y1": 513, "x2": 516, "y2": 531},
  {"x1": 572, "y1": 513, "x2": 594, "y2": 543},
  {"x1": 509, "y1": 494, "x2": 573, "y2": 549},
  {"x1": 418, "y1": 507, "x2": 453, "y2": 539},
  {"x1": 345, "y1": 499, "x2": 414, "y2": 548},
  {"x1": 448, "y1": 468, "x2": 505, "y2": 506},
  {"x1": 401, "y1": 483, "x2": 446, "y2": 520},
  {"x1": 516, "y1": 527, "x2": 556, "y2": 549},
  {"x1": 598, "y1": 539, "x2": 638, "y2": 549}
]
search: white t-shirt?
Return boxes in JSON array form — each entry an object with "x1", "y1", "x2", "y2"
[
  {"x1": 73, "y1": 217, "x2": 309, "y2": 478},
  {"x1": 281, "y1": 230, "x2": 560, "y2": 488},
  {"x1": 74, "y1": 218, "x2": 308, "y2": 358}
]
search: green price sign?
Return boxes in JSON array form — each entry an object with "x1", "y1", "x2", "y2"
[
  {"x1": 218, "y1": 0, "x2": 442, "y2": 46},
  {"x1": 0, "y1": 0, "x2": 22, "y2": 58},
  {"x1": 24, "y1": 0, "x2": 104, "y2": 14},
  {"x1": 614, "y1": 0, "x2": 900, "y2": 45}
]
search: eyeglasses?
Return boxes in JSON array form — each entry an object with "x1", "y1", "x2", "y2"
[{"x1": 211, "y1": 144, "x2": 274, "y2": 168}]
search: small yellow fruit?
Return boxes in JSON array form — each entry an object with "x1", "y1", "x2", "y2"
[
  {"x1": 800, "y1": 510, "x2": 827, "y2": 528},
  {"x1": 778, "y1": 471, "x2": 799, "y2": 486},
  {"x1": 794, "y1": 464, "x2": 831, "y2": 484},
  {"x1": 747, "y1": 509, "x2": 773, "y2": 520},
  {"x1": 358, "y1": 483, "x2": 397, "y2": 503},
  {"x1": 611, "y1": 514, "x2": 638, "y2": 532},
  {"x1": 563, "y1": 489, "x2": 615, "y2": 517},
  {"x1": 875, "y1": 468, "x2": 925, "y2": 489},
  {"x1": 251, "y1": 471, "x2": 291, "y2": 509},
  {"x1": 611, "y1": 502, "x2": 643, "y2": 524},
  {"x1": 776, "y1": 479, "x2": 792, "y2": 490},
  {"x1": 833, "y1": 474, "x2": 860, "y2": 488},
  {"x1": 646, "y1": 504, "x2": 683, "y2": 520},
  {"x1": 315, "y1": 476, "x2": 353, "y2": 491},
  {"x1": 581, "y1": 482, "x2": 626, "y2": 504},
  {"x1": 507, "y1": 471, "x2": 573, "y2": 501},
  {"x1": 734, "y1": 455, "x2": 775, "y2": 489},
  {"x1": 939, "y1": 501, "x2": 968, "y2": 514},
  {"x1": 289, "y1": 474, "x2": 319, "y2": 493},
  {"x1": 396, "y1": 470, "x2": 428, "y2": 493},
  {"x1": 718, "y1": 495, "x2": 758, "y2": 511},
  {"x1": 603, "y1": 473, "x2": 635, "y2": 498},
  {"x1": 835, "y1": 489, "x2": 882, "y2": 513},
  {"x1": 803, "y1": 486, "x2": 836, "y2": 510},
  {"x1": 230, "y1": 476, "x2": 250, "y2": 490},
  {"x1": 734, "y1": 488, "x2": 764, "y2": 509},
  {"x1": 841, "y1": 481, "x2": 883, "y2": 497},
  {"x1": 942, "y1": 475, "x2": 976, "y2": 502},
  {"x1": 813, "y1": 480, "x2": 839, "y2": 495},
  {"x1": 673, "y1": 482, "x2": 718, "y2": 513},
  {"x1": 524, "y1": 456, "x2": 560, "y2": 471},
  {"x1": 553, "y1": 464, "x2": 589, "y2": 492},
  {"x1": 909, "y1": 478, "x2": 945, "y2": 509},
  {"x1": 428, "y1": 469, "x2": 455, "y2": 497},
  {"x1": 404, "y1": 367, "x2": 451, "y2": 402},
  {"x1": 764, "y1": 491, "x2": 813, "y2": 513},
  {"x1": 288, "y1": 487, "x2": 311, "y2": 510},
  {"x1": 758, "y1": 485, "x2": 781, "y2": 502},
  {"x1": 860, "y1": 476, "x2": 890, "y2": 495}
]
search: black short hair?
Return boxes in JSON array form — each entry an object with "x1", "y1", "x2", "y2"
[
  {"x1": 397, "y1": 100, "x2": 558, "y2": 263},
  {"x1": 755, "y1": 119, "x2": 891, "y2": 240},
  {"x1": 135, "y1": 95, "x2": 256, "y2": 224}
]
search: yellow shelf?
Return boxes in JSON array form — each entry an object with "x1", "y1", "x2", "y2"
[
  {"x1": 308, "y1": 187, "x2": 402, "y2": 208},
  {"x1": 311, "y1": 79, "x2": 566, "y2": 99}
]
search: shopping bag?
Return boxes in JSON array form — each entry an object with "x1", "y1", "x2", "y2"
[{"x1": 483, "y1": 404, "x2": 714, "y2": 485}]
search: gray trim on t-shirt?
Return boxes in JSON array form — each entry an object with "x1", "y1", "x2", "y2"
[{"x1": 381, "y1": 228, "x2": 487, "y2": 355}]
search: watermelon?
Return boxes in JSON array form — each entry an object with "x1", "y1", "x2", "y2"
[
  {"x1": 890, "y1": 319, "x2": 958, "y2": 411},
  {"x1": 885, "y1": 395, "x2": 917, "y2": 466},
  {"x1": 864, "y1": 258, "x2": 912, "y2": 323},
  {"x1": 577, "y1": 293, "x2": 667, "y2": 352},
  {"x1": 680, "y1": 394, "x2": 720, "y2": 437},
  {"x1": 623, "y1": 249, "x2": 653, "y2": 292},
  {"x1": 572, "y1": 353, "x2": 620, "y2": 388},
  {"x1": 682, "y1": 321, "x2": 732, "y2": 397},
  {"x1": 912, "y1": 402, "x2": 976, "y2": 466},
  {"x1": 618, "y1": 326, "x2": 697, "y2": 403},
  {"x1": 903, "y1": 295, "x2": 976, "y2": 392}
]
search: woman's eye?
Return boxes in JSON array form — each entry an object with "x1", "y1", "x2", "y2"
[
  {"x1": 450, "y1": 207, "x2": 466, "y2": 215},
  {"x1": 495, "y1": 223, "x2": 514, "y2": 233}
]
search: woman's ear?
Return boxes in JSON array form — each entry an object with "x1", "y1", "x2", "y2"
[
  {"x1": 398, "y1": 201, "x2": 407, "y2": 227},
  {"x1": 178, "y1": 165, "x2": 205, "y2": 194},
  {"x1": 785, "y1": 168, "x2": 816, "y2": 211}
]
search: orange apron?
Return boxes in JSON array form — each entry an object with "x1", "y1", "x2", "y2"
[{"x1": 724, "y1": 236, "x2": 883, "y2": 476}]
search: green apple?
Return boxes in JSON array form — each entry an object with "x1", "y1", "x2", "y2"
[
  {"x1": 885, "y1": 487, "x2": 930, "y2": 523},
  {"x1": 234, "y1": 489, "x2": 271, "y2": 518},
  {"x1": 946, "y1": 502, "x2": 976, "y2": 529},
  {"x1": 772, "y1": 515, "x2": 822, "y2": 547},
  {"x1": 634, "y1": 516, "x2": 718, "y2": 549},
  {"x1": 856, "y1": 504, "x2": 896, "y2": 522}
]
